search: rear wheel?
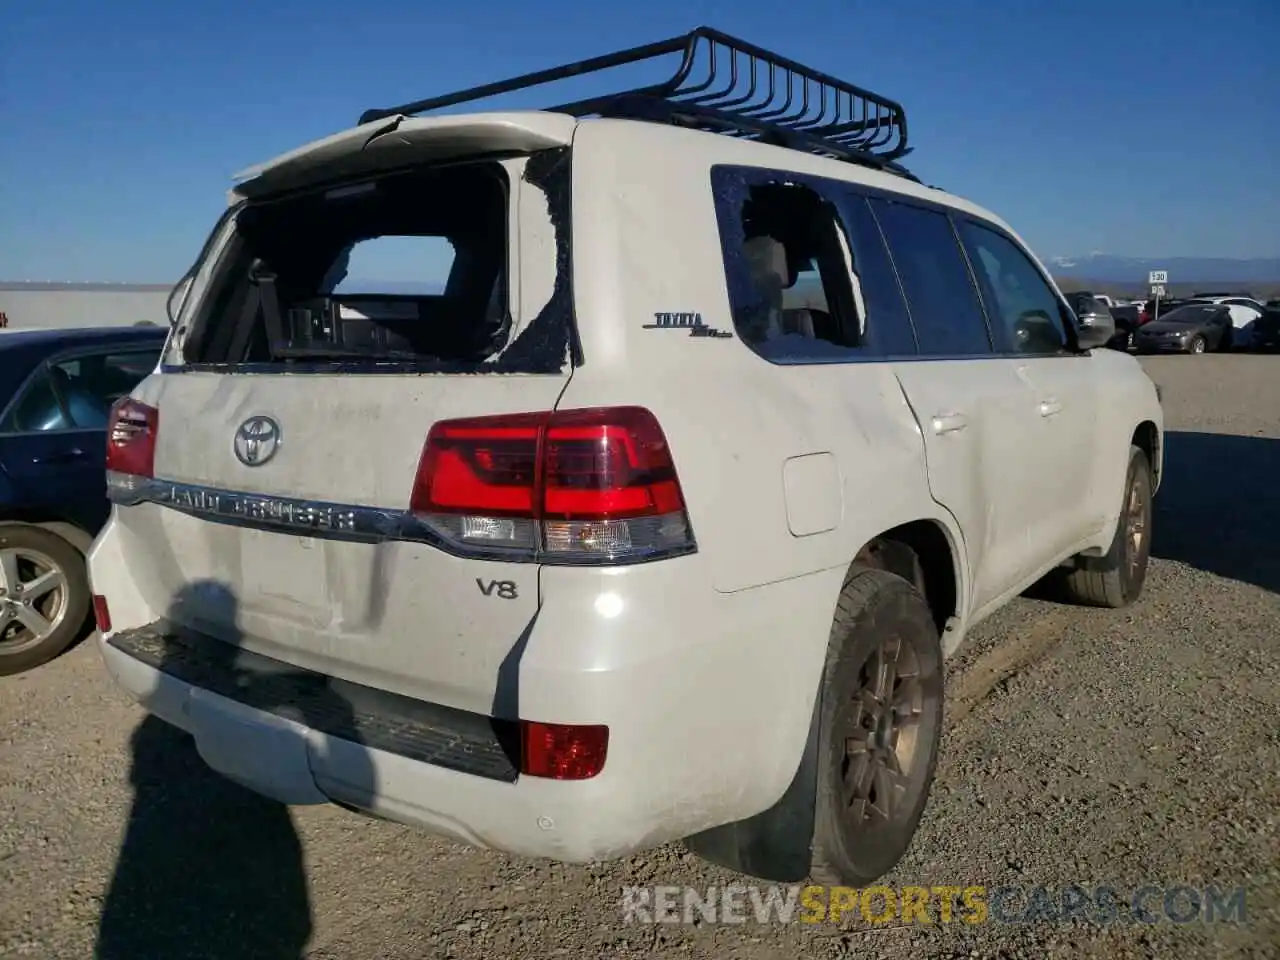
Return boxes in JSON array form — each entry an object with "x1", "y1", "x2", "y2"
[
  {"x1": 809, "y1": 567, "x2": 943, "y2": 886},
  {"x1": 1058, "y1": 445, "x2": 1153, "y2": 608},
  {"x1": 0, "y1": 525, "x2": 89, "y2": 676}
]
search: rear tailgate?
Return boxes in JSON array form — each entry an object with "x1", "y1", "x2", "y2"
[
  {"x1": 115, "y1": 371, "x2": 565, "y2": 715},
  {"x1": 103, "y1": 116, "x2": 578, "y2": 716}
]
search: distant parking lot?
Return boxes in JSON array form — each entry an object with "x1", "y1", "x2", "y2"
[{"x1": 1, "y1": 354, "x2": 1277, "y2": 960}]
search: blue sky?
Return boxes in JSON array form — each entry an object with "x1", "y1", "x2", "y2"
[{"x1": 1, "y1": 0, "x2": 1276, "y2": 283}]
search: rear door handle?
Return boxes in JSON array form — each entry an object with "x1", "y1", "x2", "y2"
[
  {"x1": 1039, "y1": 398, "x2": 1064, "y2": 418},
  {"x1": 930, "y1": 413, "x2": 969, "y2": 435},
  {"x1": 32, "y1": 448, "x2": 88, "y2": 464}
]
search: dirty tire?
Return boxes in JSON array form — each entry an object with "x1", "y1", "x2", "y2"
[
  {"x1": 0, "y1": 525, "x2": 89, "y2": 676},
  {"x1": 1060, "y1": 445, "x2": 1153, "y2": 608},
  {"x1": 809, "y1": 566, "x2": 943, "y2": 887}
]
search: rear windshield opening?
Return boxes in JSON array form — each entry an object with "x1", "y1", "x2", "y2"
[{"x1": 184, "y1": 162, "x2": 513, "y2": 368}]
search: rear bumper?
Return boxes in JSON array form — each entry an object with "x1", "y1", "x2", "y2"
[
  {"x1": 100, "y1": 628, "x2": 589, "y2": 854},
  {"x1": 94, "y1": 548, "x2": 845, "y2": 863}
]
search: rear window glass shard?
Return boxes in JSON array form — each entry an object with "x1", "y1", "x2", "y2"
[
  {"x1": 831, "y1": 192, "x2": 917, "y2": 356},
  {"x1": 178, "y1": 151, "x2": 576, "y2": 375},
  {"x1": 711, "y1": 168, "x2": 863, "y2": 360},
  {"x1": 710, "y1": 166, "x2": 919, "y2": 363}
]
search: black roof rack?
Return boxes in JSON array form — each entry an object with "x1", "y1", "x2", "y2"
[{"x1": 358, "y1": 27, "x2": 915, "y2": 179}]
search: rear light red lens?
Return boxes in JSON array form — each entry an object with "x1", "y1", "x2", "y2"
[
  {"x1": 539, "y1": 407, "x2": 686, "y2": 521},
  {"x1": 105, "y1": 397, "x2": 159, "y2": 478},
  {"x1": 520, "y1": 721, "x2": 609, "y2": 780},
  {"x1": 92, "y1": 595, "x2": 112, "y2": 634},
  {"x1": 409, "y1": 406, "x2": 695, "y2": 563},
  {"x1": 412, "y1": 412, "x2": 545, "y2": 518}
]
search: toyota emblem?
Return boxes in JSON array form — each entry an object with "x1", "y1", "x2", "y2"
[{"x1": 233, "y1": 415, "x2": 282, "y2": 467}]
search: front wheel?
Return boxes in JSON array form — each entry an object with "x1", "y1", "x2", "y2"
[
  {"x1": 1058, "y1": 445, "x2": 1153, "y2": 608},
  {"x1": 809, "y1": 567, "x2": 943, "y2": 886},
  {"x1": 0, "y1": 525, "x2": 90, "y2": 676},
  {"x1": 1189, "y1": 336, "x2": 1206, "y2": 354}
]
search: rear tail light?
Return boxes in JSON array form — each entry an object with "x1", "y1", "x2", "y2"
[
  {"x1": 520, "y1": 721, "x2": 608, "y2": 780},
  {"x1": 105, "y1": 397, "x2": 159, "y2": 500},
  {"x1": 410, "y1": 406, "x2": 695, "y2": 564}
]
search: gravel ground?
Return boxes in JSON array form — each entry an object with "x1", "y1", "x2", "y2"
[{"x1": 2, "y1": 354, "x2": 1278, "y2": 960}]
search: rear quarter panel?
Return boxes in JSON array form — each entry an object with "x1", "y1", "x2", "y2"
[
  {"x1": 564, "y1": 120, "x2": 965, "y2": 600},
  {"x1": 555, "y1": 120, "x2": 974, "y2": 824}
]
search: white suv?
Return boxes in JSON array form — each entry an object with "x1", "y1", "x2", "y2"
[{"x1": 88, "y1": 28, "x2": 1163, "y2": 886}]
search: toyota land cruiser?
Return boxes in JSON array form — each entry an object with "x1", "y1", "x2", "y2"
[{"x1": 88, "y1": 28, "x2": 1163, "y2": 886}]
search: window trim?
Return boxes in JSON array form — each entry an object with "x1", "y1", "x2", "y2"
[{"x1": 0, "y1": 343, "x2": 163, "y2": 439}]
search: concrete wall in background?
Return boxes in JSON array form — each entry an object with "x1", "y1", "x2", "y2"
[{"x1": 0, "y1": 284, "x2": 171, "y2": 330}]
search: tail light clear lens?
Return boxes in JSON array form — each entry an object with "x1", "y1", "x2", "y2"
[{"x1": 410, "y1": 406, "x2": 695, "y2": 564}]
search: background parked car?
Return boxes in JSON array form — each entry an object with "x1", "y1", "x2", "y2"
[
  {"x1": 1253, "y1": 305, "x2": 1280, "y2": 351},
  {"x1": 1108, "y1": 301, "x2": 1141, "y2": 347},
  {"x1": 1137, "y1": 297, "x2": 1195, "y2": 327},
  {"x1": 1184, "y1": 295, "x2": 1267, "y2": 349},
  {"x1": 0, "y1": 326, "x2": 167, "y2": 675},
  {"x1": 1134, "y1": 302, "x2": 1234, "y2": 354}
]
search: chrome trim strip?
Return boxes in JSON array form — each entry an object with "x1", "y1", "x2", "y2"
[
  {"x1": 108, "y1": 473, "x2": 500, "y2": 552},
  {"x1": 105, "y1": 474, "x2": 696, "y2": 566}
]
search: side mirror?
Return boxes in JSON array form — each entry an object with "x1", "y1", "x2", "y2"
[
  {"x1": 1076, "y1": 316, "x2": 1114, "y2": 349},
  {"x1": 1013, "y1": 310, "x2": 1071, "y2": 353}
]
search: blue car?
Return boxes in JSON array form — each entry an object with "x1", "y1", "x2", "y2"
[{"x1": 0, "y1": 325, "x2": 168, "y2": 674}]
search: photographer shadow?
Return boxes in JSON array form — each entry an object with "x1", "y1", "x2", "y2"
[{"x1": 96, "y1": 580, "x2": 372, "y2": 960}]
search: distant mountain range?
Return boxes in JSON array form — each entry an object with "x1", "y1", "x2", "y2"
[
  {"x1": 1048, "y1": 254, "x2": 1280, "y2": 285},
  {"x1": 6, "y1": 258, "x2": 1279, "y2": 298}
]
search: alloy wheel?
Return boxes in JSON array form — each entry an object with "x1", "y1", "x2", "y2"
[
  {"x1": 0, "y1": 548, "x2": 70, "y2": 655},
  {"x1": 841, "y1": 633, "x2": 925, "y2": 826},
  {"x1": 1125, "y1": 469, "x2": 1147, "y2": 579}
]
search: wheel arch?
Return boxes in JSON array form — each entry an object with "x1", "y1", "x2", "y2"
[
  {"x1": 682, "y1": 515, "x2": 963, "y2": 882},
  {"x1": 1132, "y1": 420, "x2": 1160, "y2": 492},
  {"x1": 852, "y1": 520, "x2": 961, "y2": 638}
]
